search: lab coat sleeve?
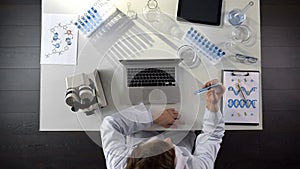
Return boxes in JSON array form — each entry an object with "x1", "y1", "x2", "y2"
[
  {"x1": 100, "y1": 103, "x2": 153, "y2": 169},
  {"x1": 188, "y1": 108, "x2": 225, "y2": 169}
]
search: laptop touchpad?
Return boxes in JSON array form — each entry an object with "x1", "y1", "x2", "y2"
[{"x1": 145, "y1": 89, "x2": 167, "y2": 104}]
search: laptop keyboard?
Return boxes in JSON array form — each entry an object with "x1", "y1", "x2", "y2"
[{"x1": 127, "y1": 67, "x2": 176, "y2": 87}]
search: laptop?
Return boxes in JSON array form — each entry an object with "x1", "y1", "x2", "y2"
[{"x1": 120, "y1": 58, "x2": 183, "y2": 104}]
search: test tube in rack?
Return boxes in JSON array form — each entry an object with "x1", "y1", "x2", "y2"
[
  {"x1": 183, "y1": 27, "x2": 226, "y2": 65},
  {"x1": 75, "y1": 0, "x2": 118, "y2": 37}
]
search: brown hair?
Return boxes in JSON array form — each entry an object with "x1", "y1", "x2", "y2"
[{"x1": 125, "y1": 140, "x2": 176, "y2": 169}]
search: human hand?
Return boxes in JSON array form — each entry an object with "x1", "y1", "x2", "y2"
[
  {"x1": 152, "y1": 108, "x2": 180, "y2": 128},
  {"x1": 202, "y1": 79, "x2": 225, "y2": 112}
]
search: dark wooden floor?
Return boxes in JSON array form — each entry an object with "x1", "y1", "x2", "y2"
[{"x1": 0, "y1": 0, "x2": 299, "y2": 168}]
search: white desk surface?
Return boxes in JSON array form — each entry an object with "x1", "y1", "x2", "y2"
[{"x1": 40, "y1": 0, "x2": 262, "y2": 131}]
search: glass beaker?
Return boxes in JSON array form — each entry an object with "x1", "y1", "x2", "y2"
[
  {"x1": 231, "y1": 25, "x2": 252, "y2": 44},
  {"x1": 228, "y1": 1, "x2": 254, "y2": 26},
  {"x1": 143, "y1": 0, "x2": 161, "y2": 22},
  {"x1": 127, "y1": 2, "x2": 137, "y2": 19}
]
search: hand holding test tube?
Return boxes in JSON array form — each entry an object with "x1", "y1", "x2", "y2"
[
  {"x1": 194, "y1": 83, "x2": 222, "y2": 95},
  {"x1": 196, "y1": 79, "x2": 225, "y2": 112}
]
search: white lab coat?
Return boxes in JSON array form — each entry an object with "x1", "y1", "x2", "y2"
[{"x1": 100, "y1": 103, "x2": 225, "y2": 169}]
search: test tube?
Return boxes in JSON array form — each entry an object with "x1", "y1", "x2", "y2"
[
  {"x1": 78, "y1": 19, "x2": 90, "y2": 33},
  {"x1": 88, "y1": 10, "x2": 99, "y2": 24},
  {"x1": 197, "y1": 38, "x2": 202, "y2": 44},
  {"x1": 85, "y1": 13, "x2": 97, "y2": 26},
  {"x1": 191, "y1": 32, "x2": 195, "y2": 38},
  {"x1": 217, "y1": 49, "x2": 225, "y2": 57},
  {"x1": 195, "y1": 34, "x2": 199, "y2": 41},
  {"x1": 81, "y1": 16, "x2": 93, "y2": 30},
  {"x1": 74, "y1": 22, "x2": 86, "y2": 34},
  {"x1": 208, "y1": 46, "x2": 213, "y2": 54},
  {"x1": 91, "y1": 7, "x2": 100, "y2": 17},
  {"x1": 186, "y1": 30, "x2": 193, "y2": 40},
  {"x1": 91, "y1": 7, "x2": 102, "y2": 22},
  {"x1": 220, "y1": 51, "x2": 226, "y2": 57},
  {"x1": 204, "y1": 44, "x2": 209, "y2": 52}
]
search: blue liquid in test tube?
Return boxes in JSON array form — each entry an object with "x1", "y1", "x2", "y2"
[
  {"x1": 214, "y1": 46, "x2": 218, "y2": 52},
  {"x1": 88, "y1": 10, "x2": 99, "y2": 23},
  {"x1": 78, "y1": 20, "x2": 90, "y2": 32},
  {"x1": 209, "y1": 47, "x2": 213, "y2": 54},
  {"x1": 81, "y1": 16, "x2": 93, "y2": 29},
  {"x1": 86, "y1": 14, "x2": 96, "y2": 26},
  {"x1": 91, "y1": 7, "x2": 101, "y2": 20},
  {"x1": 217, "y1": 49, "x2": 225, "y2": 57},
  {"x1": 187, "y1": 30, "x2": 192, "y2": 37},
  {"x1": 74, "y1": 22, "x2": 86, "y2": 34},
  {"x1": 205, "y1": 44, "x2": 210, "y2": 50},
  {"x1": 198, "y1": 38, "x2": 202, "y2": 44},
  {"x1": 220, "y1": 51, "x2": 226, "y2": 57}
]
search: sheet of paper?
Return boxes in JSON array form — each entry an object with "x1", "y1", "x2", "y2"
[
  {"x1": 41, "y1": 13, "x2": 78, "y2": 65},
  {"x1": 222, "y1": 70, "x2": 260, "y2": 124}
]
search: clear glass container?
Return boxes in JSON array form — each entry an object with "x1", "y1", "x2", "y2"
[
  {"x1": 143, "y1": 0, "x2": 161, "y2": 22},
  {"x1": 231, "y1": 25, "x2": 252, "y2": 44},
  {"x1": 177, "y1": 45, "x2": 200, "y2": 69},
  {"x1": 228, "y1": 1, "x2": 254, "y2": 26}
]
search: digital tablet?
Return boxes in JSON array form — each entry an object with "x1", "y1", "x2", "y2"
[{"x1": 177, "y1": 0, "x2": 223, "y2": 26}]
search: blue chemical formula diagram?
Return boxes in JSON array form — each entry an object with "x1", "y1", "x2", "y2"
[{"x1": 45, "y1": 21, "x2": 75, "y2": 58}]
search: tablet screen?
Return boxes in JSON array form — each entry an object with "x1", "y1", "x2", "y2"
[{"x1": 177, "y1": 0, "x2": 223, "y2": 26}]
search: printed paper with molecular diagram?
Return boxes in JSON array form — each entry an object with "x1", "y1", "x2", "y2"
[
  {"x1": 41, "y1": 13, "x2": 78, "y2": 65},
  {"x1": 222, "y1": 70, "x2": 260, "y2": 124}
]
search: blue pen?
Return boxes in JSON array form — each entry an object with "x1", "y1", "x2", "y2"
[{"x1": 194, "y1": 83, "x2": 221, "y2": 95}]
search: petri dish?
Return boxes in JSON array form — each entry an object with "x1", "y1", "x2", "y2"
[{"x1": 177, "y1": 45, "x2": 200, "y2": 69}]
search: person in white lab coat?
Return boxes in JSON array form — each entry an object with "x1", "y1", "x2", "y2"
[{"x1": 100, "y1": 79, "x2": 225, "y2": 169}]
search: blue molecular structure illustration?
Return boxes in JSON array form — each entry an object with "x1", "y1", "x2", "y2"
[
  {"x1": 45, "y1": 21, "x2": 75, "y2": 58},
  {"x1": 228, "y1": 86, "x2": 257, "y2": 96},
  {"x1": 227, "y1": 99, "x2": 257, "y2": 109}
]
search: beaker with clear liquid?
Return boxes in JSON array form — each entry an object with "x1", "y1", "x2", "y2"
[{"x1": 228, "y1": 1, "x2": 254, "y2": 26}]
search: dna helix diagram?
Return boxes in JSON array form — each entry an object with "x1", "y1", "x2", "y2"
[
  {"x1": 228, "y1": 86, "x2": 257, "y2": 96},
  {"x1": 227, "y1": 99, "x2": 257, "y2": 108}
]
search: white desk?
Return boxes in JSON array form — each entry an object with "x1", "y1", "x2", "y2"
[{"x1": 40, "y1": 0, "x2": 262, "y2": 131}]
